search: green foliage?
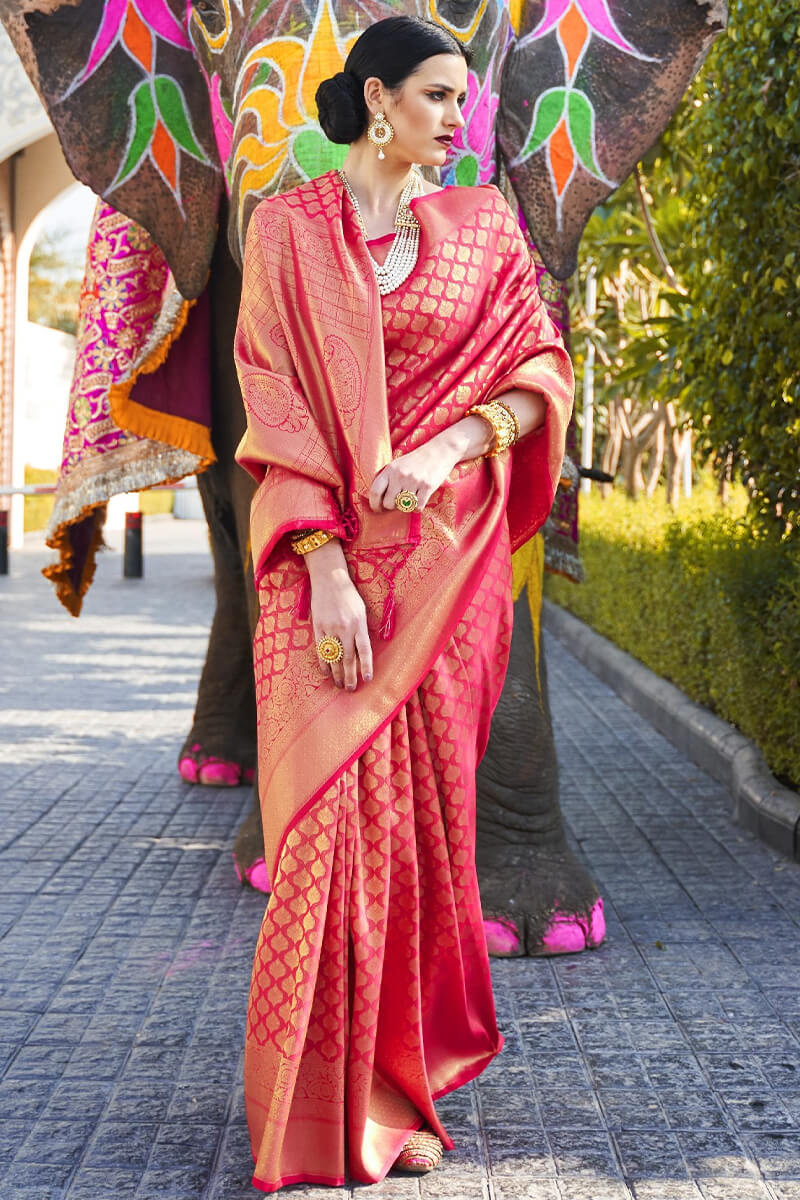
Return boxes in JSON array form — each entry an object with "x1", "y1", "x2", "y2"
[
  {"x1": 673, "y1": 3, "x2": 800, "y2": 537},
  {"x1": 574, "y1": 3, "x2": 800, "y2": 535},
  {"x1": 28, "y1": 234, "x2": 82, "y2": 335},
  {"x1": 546, "y1": 486, "x2": 800, "y2": 789}
]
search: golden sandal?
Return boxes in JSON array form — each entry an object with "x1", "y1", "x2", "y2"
[{"x1": 394, "y1": 1129, "x2": 444, "y2": 1174}]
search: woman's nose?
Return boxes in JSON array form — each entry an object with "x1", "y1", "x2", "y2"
[{"x1": 450, "y1": 104, "x2": 466, "y2": 130}]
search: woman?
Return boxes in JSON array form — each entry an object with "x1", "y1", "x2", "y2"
[{"x1": 233, "y1": 15, "x2": 574, "y2": 1192}]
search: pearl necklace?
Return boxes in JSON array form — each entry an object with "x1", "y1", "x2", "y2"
[{"x1": 339, "y1": 168, "x2": 424, "y2": 295}]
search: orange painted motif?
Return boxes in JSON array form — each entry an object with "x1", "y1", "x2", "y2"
[
  {"x1": 558, "y1": 2, "x2": 589, "y2": 78},
  {"x1": 151, "y1": 121, "x2": 177, "y2": 189},
  {"x1": 122, "y1": 2, "x2": 154, "y2": 73},
  {"x1": 549, "y1": 118, "x2": 575, "y2": 194}
]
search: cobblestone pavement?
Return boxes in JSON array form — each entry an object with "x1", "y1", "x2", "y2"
[{"x1": 1, "y1": 518, "x2": 799, "y2": 1200}]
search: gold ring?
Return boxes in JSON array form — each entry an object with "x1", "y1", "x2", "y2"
[
  {"x1": 395, "y1": 489, "x2": 418, "y2": 513},
  {"x1": 317, "y1": 635, "x2": 344, "y2": 664}
]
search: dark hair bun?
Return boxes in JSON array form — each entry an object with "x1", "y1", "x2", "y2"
[{"x1": 315, "y1": 71, "x2": 367, "y2": 144}]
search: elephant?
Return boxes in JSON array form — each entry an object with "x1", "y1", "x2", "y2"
[{"x1": 2, "y1": 0, "x2": 726, "y2": 955}]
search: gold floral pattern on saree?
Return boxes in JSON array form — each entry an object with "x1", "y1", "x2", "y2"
[{"x1": 246, "y1": 534, "x2": 511, "y2": 1185}]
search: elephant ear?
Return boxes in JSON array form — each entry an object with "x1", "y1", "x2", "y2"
[
  {"x1": 498, "y1": 0, "x2": 727, "y2": 279},
  {"x1": 0, "y1": 0, "x2": 221, "y2": 298}
]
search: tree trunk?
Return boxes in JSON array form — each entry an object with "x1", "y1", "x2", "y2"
[
  {"x1": 644, "y1": 405, "x2": 666, "y2": 497},
  {"x1": 601, "y1": 399, "x2": 622, "y2": 497},
  {"x1": 719, "y1": 448, "x2": 734, "y2": 505}
]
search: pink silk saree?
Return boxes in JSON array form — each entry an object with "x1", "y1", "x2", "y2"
[{"x1": 234, "y1": 170, "x2": 574, "y2": 1191}]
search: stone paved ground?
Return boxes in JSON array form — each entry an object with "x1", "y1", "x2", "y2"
[{"x1": 1, "y1": 517, "x2": 799, "y2": 1200}]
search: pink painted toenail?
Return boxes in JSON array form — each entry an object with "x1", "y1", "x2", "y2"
[
  {"x1": 197, "y1": 759, "x2": 243, "y2": 787},
  {"x1": 541, "y1": 897, "x2": 606, "y2": 955},
  {"x1": 246, "y1": 859, "x2": 271, "y2": 894},
  {"x1": 178, "y1": 756, "x2": 200, "y2": 784},
  {"x1": 233, "y1": 855, "x2": 271, "y2": 894},
  {"x1": 484, "y1": 916, "x2": 522, "y2": 956}
]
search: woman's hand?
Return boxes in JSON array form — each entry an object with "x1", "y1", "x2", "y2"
[
  {"x1": 305, "y1": 540, "x2": 373, "y2": 690},
  {"x1": 369, "y1": 428, "x2": 473, "y2": 513},
  {"x1": 369, "y1": 392, "x2": 547, "y2": 513}
]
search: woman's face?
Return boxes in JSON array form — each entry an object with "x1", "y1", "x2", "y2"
[{"x1": 367, "y1": 54, "x2": 468, "y2": 168}]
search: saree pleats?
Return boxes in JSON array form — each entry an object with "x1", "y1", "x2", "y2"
[{"x1": 245, "y1": 531, "x2": 512, "y2": 1191}]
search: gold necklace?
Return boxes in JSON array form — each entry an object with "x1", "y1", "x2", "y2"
[{"x1": 339, "y1": 169, "x2": 424, "y2": 295}]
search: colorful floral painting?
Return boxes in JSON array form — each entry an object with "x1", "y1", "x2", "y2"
[
  {"x1": 63, "y1": 0, "x2": 211, "y2": 214},
  {"x1": 511, "y1": 0, "x2": 655, "y2": 227}
]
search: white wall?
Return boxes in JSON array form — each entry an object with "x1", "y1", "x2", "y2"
[{"x1": 17, "y1": 321, "x2": 74, "y2": 470}]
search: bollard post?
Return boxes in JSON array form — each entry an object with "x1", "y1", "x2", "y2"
[
  {"x1": 0, "y1": 510, "x2": 8, "y2": 576},
  {"x1": 123, "y1": 511, "x2": 143, "y2": 578}
]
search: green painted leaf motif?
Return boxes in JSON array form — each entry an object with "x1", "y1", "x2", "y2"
[
  {"x1": 455, "y1": 155, "x2": 478, "y2": 187},
  {"x1": 154, "y1": 76, "x2": 208, "y2": 163},
  {"x1": 251, "y1": 62, "x2": 272, "y2": 91},
  {"x1": 567, "y1": 91, "x2": 602, "y2": 179},
  {"x1": 522, "y1": 88, "x2": 565, "y2": 160},
  {"x1": 293, "y1": 129, "x2": 348, "y2": 181},
  {"x1": 250, "y1": 0, "x2": 271, "y2": 27},
  {"x1": 116, "y1": 82, "x2": 156, "y2": 186}
]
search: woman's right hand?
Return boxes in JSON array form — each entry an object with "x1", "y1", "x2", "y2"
[{"x1": 305, "y1": 539, "x2": 373, "y2": 690}]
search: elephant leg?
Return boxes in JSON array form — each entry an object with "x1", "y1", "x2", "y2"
[
  {"x1": 178, "y1": 213, "x2": 257, "y2": 794},
  {"x1": 476, "y1": 588, "x2": 605, "y2": 956},
  {"x1": 178, "y1": 461, "x2": 257, "y2": 788},
  {"x1": 185, "y1": 214, "x2": 268, "y2": 892},
  {"x1": 226, "y1": 449, "x2": 268, "y2": 894}
]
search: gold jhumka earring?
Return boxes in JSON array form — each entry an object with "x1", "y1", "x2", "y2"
[{"x1": 367, "y1": 111, "x2": 394, "y2": 159}]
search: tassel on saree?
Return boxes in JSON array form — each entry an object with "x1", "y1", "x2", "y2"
[
  {"x1": 342, "y1": 505, "x2": 359, "y2": 540},
  {"x1": 379, "y1": 586, "x2": 396, "y2": 640}
]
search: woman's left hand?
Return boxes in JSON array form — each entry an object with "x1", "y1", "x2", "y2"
[{"x1": 368, "y1": 436, "x2": 462, "y2": 513}]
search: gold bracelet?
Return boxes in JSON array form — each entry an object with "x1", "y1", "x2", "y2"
[
  {"x1": 491, "y1": 396, "x2": 521, "y2": 443},
  {"x1": 467, "y1": 401, "x2": 518, "y2": 458},
  {"x1": 290, "y1": 528, "x2": 336, "y2": 555}
]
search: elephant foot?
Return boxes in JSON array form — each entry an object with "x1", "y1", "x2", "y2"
[
  {"x1": 233, "y1": 852, "x2": 271, "y2": 894},
  {"x1": 484, "y1": 898, "x2": 606, "y2": 958},
  {"x1": 178, "y1": 740, "x2": 255, "y2": 787}
]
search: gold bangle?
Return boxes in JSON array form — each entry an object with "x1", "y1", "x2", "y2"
[
  {"x1": 467, "y1": 401, "x2": 518, "y2": 458},
  {"x1": 291, "y1": 528, "x2": 336, "y2": 555},
  {"x1": 491, "y1": 397, "x2": 521, "y2": 443}
]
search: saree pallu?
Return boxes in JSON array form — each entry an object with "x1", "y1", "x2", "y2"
[{"x1": 234, "y1": 170, "x2": 574, "y2": 1190}]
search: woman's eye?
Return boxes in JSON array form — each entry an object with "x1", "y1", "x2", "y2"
[{"x1": 428, "y1": 91, "x2": 466, "y2": 106}]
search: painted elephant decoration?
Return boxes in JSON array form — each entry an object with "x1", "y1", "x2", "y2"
[{"x1": 2, "y1": 0, "x2": 725, "y2": 954}]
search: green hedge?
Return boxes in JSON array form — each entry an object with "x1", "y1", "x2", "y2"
[{"x1": 545, "y1": 486, "x2": 800, "y2": 790}]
